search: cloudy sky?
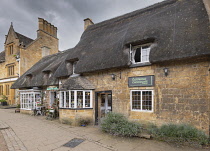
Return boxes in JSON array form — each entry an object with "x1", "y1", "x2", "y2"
[{"x1": 0, "y1": 0, "x2": 164, "y2": 52}]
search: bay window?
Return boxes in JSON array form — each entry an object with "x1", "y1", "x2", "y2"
[{"x1": 60, "y1": 90, "x2": 92, "y2": 108}]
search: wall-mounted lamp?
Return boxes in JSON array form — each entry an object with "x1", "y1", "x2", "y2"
[
  {"x1": 111, "y1": 72, "x2": 121, "y2": 80},
  {"x1": 163, "y1": 67, "x2": 169, "y2": 77}
]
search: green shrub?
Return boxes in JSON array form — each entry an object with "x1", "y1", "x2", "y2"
[
  {"x1": 0, "y1": 95, "x2": 8, "y2": 103},
  {"x1": 148, "y1": 123, "x2": 209, "y2": 145},
  {"x1": 16, "y1": 104, "x2": 20, "y2": 108},
  {"x1": 100, "y1": 112, "x2": 141, "y2": 137},
  {"x1": 0, "y1": 99, "x2": 7, "y2": 103}
]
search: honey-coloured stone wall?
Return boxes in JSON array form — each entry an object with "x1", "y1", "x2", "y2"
[
  {"x1": 79, "y1": 58, "x2": 210, "y2": 135},
  {"x1": 59, "y1": 109, "x2": 94, "y2": 126},
  {"x1": 0, "y1": 19, "x2": 58, "y2": 105}
]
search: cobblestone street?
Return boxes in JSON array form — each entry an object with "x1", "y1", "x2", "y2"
[{"x1": 0, "y1": 109, "x2": 209, "y2": 151}]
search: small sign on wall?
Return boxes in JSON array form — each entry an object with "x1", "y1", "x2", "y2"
[
  {"x1": 128, "y1": 75, "x2": 154, "y2": 87},
  {"x1": 47, "y1": 86, "x2": 59, "y2": 91}
]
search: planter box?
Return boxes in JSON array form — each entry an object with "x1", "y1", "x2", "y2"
[{"x1": 1, "y1": 102, "x2": 8, "y2": 106}]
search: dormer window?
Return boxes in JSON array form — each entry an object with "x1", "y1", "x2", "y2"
[
  {"x1": 66, "y1": 58, "x2": 79, "y2": 77},
  {"x1": 72, "y1": 61, "x2": 77, "y2": 75},
  {"x1": 26, "y1": 74, "x2": 33, "y2": 83},
  {"x1": 130, "y1": 44, "x2": 151, "y2": 64},
  {"x1": 43, "y1": 71, "x2": 51, "y2": 79}
]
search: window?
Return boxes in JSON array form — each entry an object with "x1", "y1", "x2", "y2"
[
  {"x1": 0, "y1": 85, "x2": 3, "y2": 95},
  {"x1": 72, "y1": 61, "x2": 77, "y2": 74},
  {"x1": 66, "y1": 59, "x2": 79, "y2": 77},
  {"x1": 9, "y1": 45, "x2": 13, "y2": 55},
  {"x1": 19, "y1": 91, "x2": 41, "y2": 110},
  {"x1": 43, "y1": 71, "x2": 51, "y2": 79},
  {"x1": 60, "y1": 90, "x2": 92, "y2": 109},
  {"x1": 130, "y1": 45, "x2": 151, "y2": 64},
  {"x1": 8, "y1": 65, "x2": 15, "y2": 76},
  {"x1": 131, "y1": 90, "x2": 153, "y2": 112},
  {"x1": 6, "y1": 85, "x2": 10, "y2": 95},
  {"x1": 26, "y1": 74, "x2": 33, "y2": 83}
]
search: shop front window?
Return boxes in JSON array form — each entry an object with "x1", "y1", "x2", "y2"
[
  {"x1": 60, "y1": 90, "x2": 92, "y2": 109},
  {"x1": 19, "y1": 90, "x2": 41, "y2": 110}
]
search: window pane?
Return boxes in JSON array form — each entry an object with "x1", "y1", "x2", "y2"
[
  {"x1": 142, "y1": 56, "x2": 147, "y2": 62},
  {"x1": 60, "y1": 92, "x2": 64, "y2": 107},
  {"x1": 142, "y1": 49, "x2": 147, "y2": 56},
  {"x1": 141, "y1": 47, "x2": 150, "y2": 62},
  {"x1": 85, "y1": 92, "x2": 90, "y2": 107},
  {"x1": 101, "y1": 94, "x2": 105, "y2": 107},
  {"x1": 142, "y1": 91, "x2": 152, "y2": 111},
  {"x1": 132, "y1": 91, "x2": 141, "y2": 110},
  {"x1": 77, "y1": 91, "x2": 83, "y2": 108},
  {"x1": 134, "y1": 48, "x2": 141, "y2": 63},
  {"x1": 29, "y1": 94, "x2": 32, "y2": 109},
  {"x1": 71, "y1": 91, "x2": 74, "y2": 108},
  {"x1": 66, "y1": 91, "x2": 69, "y2": 108}
]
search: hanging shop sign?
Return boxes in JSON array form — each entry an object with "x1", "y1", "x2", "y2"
[
  {"x1": 47, "y1": 86, "x2": 59, "y2": 91},
  {"x1": 128, "y1": 75, "x2": 154, "y2": 87}
]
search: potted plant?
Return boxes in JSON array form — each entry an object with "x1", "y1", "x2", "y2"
[
  {"x1": 0, "y1": 95, "x2": 8, "y2": 106},
  {"x1": 37, "y1": 103, "x2": 43, "y2": 107},
  {"x1": 15, "y1": 104, "x2": 20, "y2": 113}
]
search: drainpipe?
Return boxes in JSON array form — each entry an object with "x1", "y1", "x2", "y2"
[
  {"x1": 16, "y1": 56, "x2": 20, "y2": 77},
  {"x1": 15, "y1": 50, "x2": 20, "y2": 77}
]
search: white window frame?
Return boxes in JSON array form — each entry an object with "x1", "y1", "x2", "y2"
[
  {"x1": 130, "y1": 90, "x2": 154, "y2": 112},
  {"x1": 59, "y1": 90, "x2": 92, "y2": 109},
  {"x1": 130, "y1": 44, "x2": 151, "y2": 64},
  {"x1": 19, "y1": 90, "x2": 41, "y2": 110}
]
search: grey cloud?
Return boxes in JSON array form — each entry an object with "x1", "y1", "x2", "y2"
[{"x1": 0, "y1": 0, "x2": 163, "y2": 51}]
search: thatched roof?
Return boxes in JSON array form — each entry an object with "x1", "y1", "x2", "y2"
[
  {"x1": 63, "y1": 0, "x2": 210, "y2": 74},
  {"x1": 11, "y1": 50, "x2": 70, "y2": 89},
  {"x1": 60, "y1": 76, "x2": 95, "y2": 90},
  {"x1": 12, "y1": 0, "x2": 210, "y2": 89}
]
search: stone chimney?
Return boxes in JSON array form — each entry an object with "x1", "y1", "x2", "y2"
[
  {"x1": 38, "y1": 18, "x2": 57, "y2": 38},
  {"x1": 84, "y1": 18, "x2": 94, "y2": 30}
]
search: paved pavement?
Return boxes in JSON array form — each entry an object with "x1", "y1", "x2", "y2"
[
  {"x1": 0, "y1": 131, "x2": 8, "y2": 151},
  {"x1": 0, "y1": 108, "x2": 208, "y2": 151}
]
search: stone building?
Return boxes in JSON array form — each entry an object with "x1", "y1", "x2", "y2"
[
  {"x1": 0, "y1": 18, "x2": 58, "y2": 104},
  {"x1": 12, "y1": 0, "x2": 210, "y2": 135}
]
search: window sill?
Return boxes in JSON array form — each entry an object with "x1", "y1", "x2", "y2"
[
  {"x1": 60, "y1": 108, "x2": 93, "y2": 110},
  {"x1": 20, "y1": 108, "x2": 32, "y2": 110},
  {"x1": 130, "y1": 62, "x2": 151, "y2": 68},
  {"x1": 131, "y1": 109, "x2": 153, "y2": 113}
]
